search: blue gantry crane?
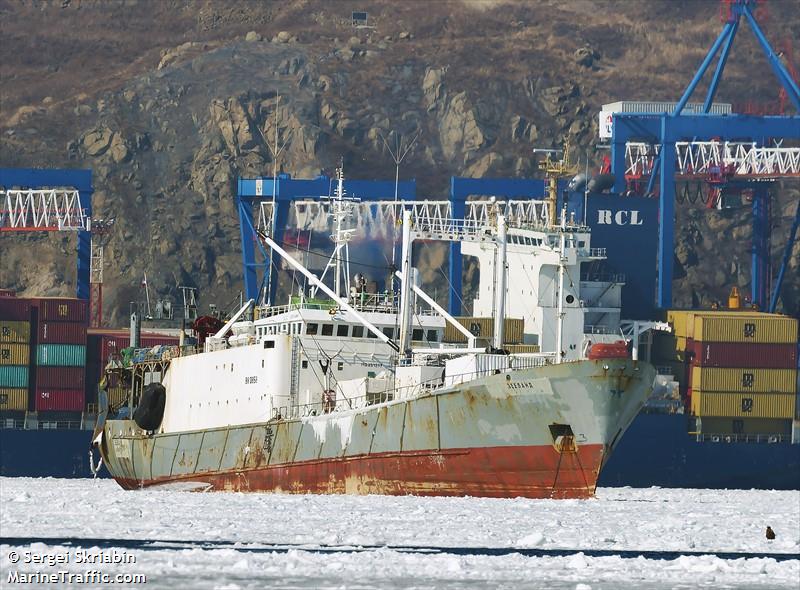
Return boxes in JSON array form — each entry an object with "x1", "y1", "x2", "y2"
[
  {"x1": 0, "y1": 168, "x2": 93, "y2": 300},
  {"x1": 609, "y1": 0, "x2": 800, "y2": 311}
]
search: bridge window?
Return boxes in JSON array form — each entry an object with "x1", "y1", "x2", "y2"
[
  {"x1": 322, "y1": 323, "x2": 334, "y2": 336},
  {"x1": 352, "y1": 325, "x2": 364, "y2": 338},
  {"x1": 426, "y1": 329, "x2": 438, "y2": 342},
  {"x1": 412, "y1": 329, "x2": 424, "y2": 341},
  {"x1": 263, "y1": 340, "x2": 275, "y2": 349},
  {"x1": 382, "y1": 327, "x2": 394, "y2": 339},
  {"x1": 367, "y1": 328, "x2": 377, "y2": 338},
  {"x1": 337, "y1": 324, "x2": 349, "y2": 337},
  {"x1": 306, "y1": 323, "x2": 318, "y2": 335}
]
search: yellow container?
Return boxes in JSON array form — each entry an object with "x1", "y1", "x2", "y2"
[
  {"x1": 443, "y1": 317, "x2": 524, "y2": 344},
  {"x1": 667, "y1": 310, "x2": 783, "y2": 339},
  {"x1": 0, "y1": 343, "x2": 30, "y2": 366},
  {"x1": 0, "y1": 387, "x2": 28, "y2": 411},
  {"x1": 693, "y1": 315, "x2": 797, "y2": 344},
  {"x1": 691, "y1": 366, "x2": 797, "y2": 393},
  {"x1": 691, "y1": 391, "x2": 796, "y2": 419},
  {"x1": 107, "y1": 387, "x2": 129, "y2": 408},
  {"x1": 0, "y1": 321, "x2": 30, "y2": 344}
]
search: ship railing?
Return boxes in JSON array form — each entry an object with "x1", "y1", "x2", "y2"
[
  {"x1": 642, "y1": 398, "x2": 685, "y2": 414},
  {"x1": 38, "y1": 420, "x2": 82, "y2": 430},
  {"x1": 583, "y1": 324, "x2": 616, "y2": 335},
  {"x1": 695, "y1": 432, "x2": 786, "y2": 444},
  {"x1": 588, "y1": 247, "x2": 607, "y2": 258},
  {"x1": 273, "y1": 359, "x2": 555, "y2": 420},
  {"x1": 0, "y1": 418, "x2": 26, "y2": 429},
  {"x1": 581, "y1": 273, "x2": 626, "y2": 284},
  {"x1": 131, "y1": 344, "x2": 182, "y2": 364}
]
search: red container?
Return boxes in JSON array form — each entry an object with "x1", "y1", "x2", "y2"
[
  {"x1": 35, "y1": 388, "x2": 85, "y2": 411},
  {"x1": 0, "y1": 298, "x2": 31, "y2": 321},
  {"x1": 0, "y1": 289, "x2": 15, "y2": 298},
  {"x1": 38, "y1": 321, "x2": 87, "y2": 344},
  {"x1": 690, "y1": 341, "x2": 798, "y2": 369},
  {"x1": 36, "y1": 366, "x2": 85, "y2": 389},
  {"x1": 36, "y1": 298, "x2": 87, "y2": 323}
]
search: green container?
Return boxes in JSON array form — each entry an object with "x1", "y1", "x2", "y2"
[
  {"x1": 36, "y1": 344, "x2": 86, "y2": 367},
  {"x1": 0, "y1": 365, "x2": 29, "y2": 388}
]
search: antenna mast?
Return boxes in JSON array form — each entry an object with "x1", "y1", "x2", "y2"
[{"x1": 380, "y1": 130, "x2": 420, "y2": 288}]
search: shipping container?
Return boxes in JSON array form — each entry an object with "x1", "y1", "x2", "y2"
[
  {"x1": 36, "y1": 344, "x2": 86, "y2": 367},
  {"x1": 693, "y1": 315, "x2": 797, "y2": 345},
  {"x1": 691, "y1": 390, "x2": 795, "y2": 419},
  {"x1": 691, "y1": 341, "x2": 797, "y2": 369},
  {"x1": 0, "y1": 298, "x2": 31, "y2": 321},
  {"x1": 0, "y1": 366, "x2": 28, "y2": 388},
  {"x1": 0, "y1": 289, "x2": 15, "y2": 298},
  {"x1": 0, "y1": 388, "x2": 28, "y2": 411},
  {"x1": 35, "y1": 366, "x2": 85, "y2": 389},
  {"x1": 667, "y1": 310, "x2": 786, "y2": 339},
  {"x1": 691, "y1": 366, "x2": 797, "y2": 394},
  {"x1": 34, "y1": 388, "x2": 85, "y2": 412},
  {"x1": 443, "y1": 317, "x2": 524, "y2": 344},
  {"x1": 0, "y1": 343, "x2": 30, "y2": 366},
  {"x1": 36, "y1": 298, "x2": 88, "y2": 323},
  {"x1": 0, "y1": 320, "x2": 30, "y2": 343},
  {"x1": 696, "y1": 416, "x2": 792, "y2": 436},
  {"x1": 38, "y1": 321, "x2": 87, "y2": 344}
]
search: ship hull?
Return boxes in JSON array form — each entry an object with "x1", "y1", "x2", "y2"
[
  {"x1": 110, "y1": 444, "x2": 605, "y2": 498},
  {"x1": 98, "y1": 359, "x2": 655, "y2": 499}
]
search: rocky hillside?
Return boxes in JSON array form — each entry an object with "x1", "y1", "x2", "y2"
[{"x1": 1, "y1": 0, "x2": 799, "y2": 323}]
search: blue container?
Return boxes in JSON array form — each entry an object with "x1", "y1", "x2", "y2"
[
  {"x1": 0, "y1": 365, "x2": 28, "y2": 388},
  {"x1": 36, "y1": 344, "x2": 86, "y2": 367}
]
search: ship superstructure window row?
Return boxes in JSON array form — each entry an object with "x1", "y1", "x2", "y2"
[{"x1": 254, "y1": 321, "x2": 441, "y2": 342}]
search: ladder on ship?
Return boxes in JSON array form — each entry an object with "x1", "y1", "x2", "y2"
[{"x1": 289, "y1": 336, "x2": 300, "y2": 411}]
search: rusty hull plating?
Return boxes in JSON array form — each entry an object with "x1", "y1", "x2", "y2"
[{"x1": 99, "y1": 358, "x2": 654, "y2": 499}]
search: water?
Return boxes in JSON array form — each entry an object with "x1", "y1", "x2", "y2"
[{"x1": 1, "y1": 478, "x2": 797, "y2": 589}]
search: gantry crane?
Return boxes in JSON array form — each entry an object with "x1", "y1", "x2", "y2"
[{"x1": 608, "y1": 0, "x2": 800, "y2": 310}]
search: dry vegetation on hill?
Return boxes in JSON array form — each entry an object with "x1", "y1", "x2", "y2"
[{"x1": 1, "y1": 0, "x2": 798, "y2": 322}]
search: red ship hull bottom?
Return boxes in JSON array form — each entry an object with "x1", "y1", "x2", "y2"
[{"x1": 112, "y1": 443, "x2": 605, "y2": 499}]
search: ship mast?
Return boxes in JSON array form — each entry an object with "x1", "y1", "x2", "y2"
[
  {"x1": 492, "y1": 211, "x2": 507, "y2": 349},
  {"x1": 534, "y1": 141, "x2": 575, "y2": 362},
  {"x1": 555, "y1": 207, "x2": 567, "y2": 364},
  {"x1": 312, "y1": 165, "x2": 359, "y2": 301}
]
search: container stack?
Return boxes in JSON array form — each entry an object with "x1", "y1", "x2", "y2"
[
  {"x1": 662, "y1": 310, "x2": 799, "y2": 436},
  {"x1": 33, "y1": 298, "x2": 88, "y2": 413},
  {"x1": 0, "y1": 298, "x2": 32, "y2": 414}
]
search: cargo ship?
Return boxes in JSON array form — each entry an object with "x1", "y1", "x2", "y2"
[
  {"x1": 600, "y1": 304, "x2": 800, "y2": 489},
  {"x1": 90, "y1": 172, "x2": 658, "y2": 498}
]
